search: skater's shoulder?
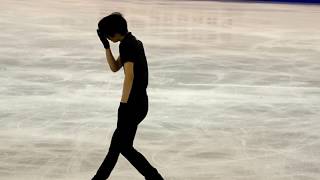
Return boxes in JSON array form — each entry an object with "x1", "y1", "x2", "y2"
[
  {"x1": 120, "y1": 34, "x2": 143, "y2": 51},
  {"x1": 120, "y1": 32, "x2": 134, "y2": 43}
]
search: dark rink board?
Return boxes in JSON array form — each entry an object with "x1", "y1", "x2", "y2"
[{"x1": 211, "y1": 0, "x2": 320, "y2": 4}]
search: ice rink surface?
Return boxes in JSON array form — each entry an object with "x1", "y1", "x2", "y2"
[{"x1": 1, "y1": 0, "x2": 320, "y2": 179}]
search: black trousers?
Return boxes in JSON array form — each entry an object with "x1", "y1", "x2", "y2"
[{"x1": 92, "y1": 95, "x2": 159, "y2": 179}]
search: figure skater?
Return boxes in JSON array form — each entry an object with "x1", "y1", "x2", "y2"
[{"x1": 91, "y1": 12, "x2": 164, "y2": 180}]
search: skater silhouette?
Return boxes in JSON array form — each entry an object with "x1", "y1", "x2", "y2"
[{"x1": 92, "y1": 12, "x2": 164, "y2": 180}]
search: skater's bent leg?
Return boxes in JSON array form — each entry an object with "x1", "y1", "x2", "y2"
[
  {"x1": 117, "y1": 126, "x2": 160, "y2": 178},
  {"x1": 92, "y1": 129, "x2": 121, "y2": 180},
  {"x1": 121, "y1": 146, "x2": 160, "y2": 178}
]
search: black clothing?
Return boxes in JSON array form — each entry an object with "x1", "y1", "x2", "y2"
[
  {"x1": 92, "y1": 97, "x2": 163, "y2": 180},
  {"x1": 119, "y1": 32, "x2": 149, "y2": 104},
  {"x1": 92, "y1": 32, "x2": 164, "y2": 180}
]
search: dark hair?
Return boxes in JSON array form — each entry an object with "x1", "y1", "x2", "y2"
[{"x1": 98, "y1": 12, "x2": 128, "y2": 37}]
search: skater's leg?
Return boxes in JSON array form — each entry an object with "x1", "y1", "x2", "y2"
[
  {"x1": 121, "y1": 146, "x2": 162, "y2": 179},
  {"x1": 92, "y1": 102, "x2": 134, "y2": 180},
  {"x1": 92, "y1": 128, "x2": 121, "y2": 180},
  {"x1": 117, "y1": 99, "x2": 164, "y2": 179},
  {"x1": 117, "y1": 125, "x2": 163, "y2": 179}
]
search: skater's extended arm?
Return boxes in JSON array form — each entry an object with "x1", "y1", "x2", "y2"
[
  {"x1": 121, "y1": 62, "x2": 134, "y2": 103},
  {"x1": 105, "y1": 49, "x2": 122, "y2": 72}
]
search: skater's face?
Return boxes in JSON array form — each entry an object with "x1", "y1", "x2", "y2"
[
  {"x1": 107, "y1": 35, "x2": 117, "y2": 43},
  {"x1": 107, "y1": 33, "x2": 124, "y2": 43}
]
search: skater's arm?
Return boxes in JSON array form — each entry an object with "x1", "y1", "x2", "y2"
[
  {"x1": 114, "y1": 56, "x2": 122, "y2": 72},
  {"x1": 121, "y1": 62, "x2": 134, "y2": 103},
  {"x1": 105, "y1": 49, "x2": 122, "y2": 72}
]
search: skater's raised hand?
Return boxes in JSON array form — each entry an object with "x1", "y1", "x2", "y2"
[{"x1": 97, "y1": 29, "x2": 110, "y2": 49}]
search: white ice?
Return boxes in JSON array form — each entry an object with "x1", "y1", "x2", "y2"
[{"x1": 1, "y1": 0, "x2": 320, "y2": 179}]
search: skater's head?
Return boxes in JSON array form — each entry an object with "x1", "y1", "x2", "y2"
[{"x1": 98, "y1": 12, "x2": 128, "y2": 43}]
